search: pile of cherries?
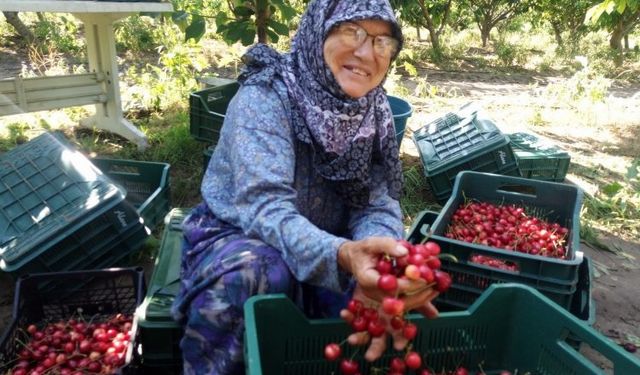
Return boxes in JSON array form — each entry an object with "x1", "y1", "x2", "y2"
[
  {"x1": 444, "y1": 201, "x2": 570, "y2": 263},
  {"x1": 323, "y1": 239, "x2": 454, "y2": 374},
  {"x1": 6, "y1": 313, "x2": 133, "y2": 375}
]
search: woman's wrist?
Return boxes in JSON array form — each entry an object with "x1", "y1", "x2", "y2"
[{"x1": 337, "y1": 241, "x2": 353, "y2": 274}]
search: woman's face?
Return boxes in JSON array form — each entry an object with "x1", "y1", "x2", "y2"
[{"x1": 323, "y1": 19, "x2": 394, "y2": 99}]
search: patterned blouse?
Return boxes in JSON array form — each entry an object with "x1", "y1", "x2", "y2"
[{"x1": 201, "y1": 81, "x2": 404, "y2": 293}]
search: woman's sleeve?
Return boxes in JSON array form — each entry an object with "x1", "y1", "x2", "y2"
[
  {"x1": 347, "y1": 163, "x2": 405, "y2": 241},
  {"x1": 222, "y1": 85, "x2": 349, "y2": 292}
]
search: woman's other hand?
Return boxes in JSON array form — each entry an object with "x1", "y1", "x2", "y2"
[{"x1": 340, "y1": 284, "x2": 439, "y2": 362}]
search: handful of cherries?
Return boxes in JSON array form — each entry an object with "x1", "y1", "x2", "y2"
[{"x1": 324, "y1": 239, "x2": 453, "y2": 375}]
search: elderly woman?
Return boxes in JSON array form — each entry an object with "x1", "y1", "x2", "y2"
[{"x1": 172, "y1": 0, "x2": 439, "y2": 373}]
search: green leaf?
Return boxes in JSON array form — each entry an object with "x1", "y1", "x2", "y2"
[
  {"x1": 240, "y1": 28, "x2": 257, "y2": 45},
  {"x1": 602, "y1": 181, "x2": 624, "y2": 197},
  {"x1": 616, "y1": 0, "x2": 628, "y2": 13},
  {"x1": 267, "y1": 29, "x2": 280, "y2": 43},
  {"x1": 268, "y1": 19, "x2": 289, "y2": 35},
  {"x1": 185, "y1": 15, "x2": 206, "y2": 42},
  {"x1": 234, "y1": 5, "x2": 255, "y2": 18},
  {"x1": 585, "y1": 3, "x2": 608, "y2": 23},
  {"x1": 278, "y1": 4, "x2": 298, "y2": 20}
]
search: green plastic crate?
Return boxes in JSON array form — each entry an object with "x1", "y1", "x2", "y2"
[
  {"x1": 430, "y1": 171, "x2": 584, "y2": 282},
  {"x1": 0, "y1": 132, "x2": 149, "y2": 278},
  {"x1": 407, "y1": 211, "x2": 595, "y2": 323},
  {"x1": 407, "y1": 209, "x2": 582, "y2": 311},
  {"x1": 412, "y1": 104, "x2": 520, "y2": 204},
  {"x1": 203, "y1": 144, "x2": 215, "y2": 175},
  {"x1": 509, "y1": 132, "x2": 571, "y2": 182},
  {"x1": 135, "y1": 208, "x2": 187, "y2": 368},
  {"x1": 91, "y1": 158, "x2": 171, "y2": 230},
  {"x1": 0, "y1": 268, "x2": 146, "y2": 375},
  {"x1": 244, "y1": 284, "x2": 640, "y2": 375},
  {"x1": 189, "y1": 81, "x2": 240, "y2": 144}
]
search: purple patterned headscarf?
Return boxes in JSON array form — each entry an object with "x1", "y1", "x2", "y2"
[{"x1": 239, "y1": 0, "x2": 404, "y2": 208}]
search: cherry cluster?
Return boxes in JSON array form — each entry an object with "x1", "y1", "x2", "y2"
[
  {"x1": 323, "y1": 239, "x2": 453, "y2": 375},
  {"x1": 7, "y1": 314, "x2": 133, "y2": 375},
  {"x1": 444, "y1": 201, "x2": 570, "y2": 260}
]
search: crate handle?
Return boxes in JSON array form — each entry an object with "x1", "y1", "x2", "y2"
[
  {"x1": 554, "y1": 322, "x2": 640, "y2": 373},
  {"x1": 496, "y1": 183, "x2": 537, "y2": 198}
]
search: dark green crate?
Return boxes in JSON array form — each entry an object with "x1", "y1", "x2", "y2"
[
  {"x1": 412, "y1": 104, "x2": 520, "y2": 204},
  {"x1": 408, "y1": 213, "x2": 593, "y2": 321},
  {"x1": 189, "y1": 81, "x2": 240, "y2": 143},
  {"x1": 244, "y1": 284, "x2": 640, "y2": 375},
  {"x1": 0, "y1": 132, "x2": 149, "y2": 277},
  {"x1": 135, "y1": 208, "x2": 187, "y2": 367},
  {"x1": 429, "y1": 171, "x2": 584, "y2": 282},
  {"x1": 0, "y1": 268, "x2": 146, "y2": 375},
  {"x1": 509, "y1": 132, "x2": 571, "y2": 182},
  {"x1": 91, "y1": 158, "x2": 171, "y2": 230}
]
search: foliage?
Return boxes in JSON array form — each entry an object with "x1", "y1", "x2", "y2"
[
  {"x1": 391, "y1": 0, "x2": 454, "y2": 51},
  {"x1": 32, "y1": 14, "x2": 83, "y2": 54},
  {"x1": 171, "y1": 0, "x2": 298, "y2": 45},
  {"x1": 539, "y1": 57, "x2": 612, "y2": 107},
  {"x1": 582, "y1": 159, "x2": 640, "y2": 244},
  {"x1": 462, "y1": 0, "x2": 530, "y2": 47},
  {"x1": 115, "y1": 15, "x2": 159, "y2": 53},
  {"x1": 529, "y1": 0, "x2": 594, "y2": 49}
]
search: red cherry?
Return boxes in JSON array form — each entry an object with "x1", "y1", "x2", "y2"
[
  {"x1": 339, "y1": 358, "x2": 359, "y2": 375},
  {"x1": 434, "y1": 270, "x2": 452, "y2": 292},
  {"x1": 405, "y1": 351, "x2": 422, "y2": 369},
  {"x1": 382, "y1": 297, "x2": 405, "y2": 316},
  {"x1": 403, "y1": 322, "x2": 418, "y2": 340},
  {"x1": 324, "y1": 343, "x2": 341, "y2": 361},
  {"x1": 425, "y1": 241, "x2": 441, "y2": 255},
  {"x1": 377, "y1": 274, "x2": 398, "y2": 293}
]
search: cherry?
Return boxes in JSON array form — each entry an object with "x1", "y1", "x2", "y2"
[
  {"x1": 403, "y1": 322, "x2": 418, "y2": 340},
  {"x1": 404, "y1": 351, "x2": 422, "y2": 369},
  {"x1": 324, "y1": 343, "x2": 341, "y2": 361},
  {"x1": 377, "y1": 274, "x2": 398, "y2": 293},
  {"x1": 339, "y1": 358, "x2": 360, "y2": 375}
]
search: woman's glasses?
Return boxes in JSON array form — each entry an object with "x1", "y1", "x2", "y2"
[{"x1": 333, "y1": 22, "x2": 399, "y2": 59}]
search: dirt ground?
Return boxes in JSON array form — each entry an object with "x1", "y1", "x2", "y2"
[
  {"x1": 1, "y1": 55, "x2": 640, "y2": 372},
  {"x1": 398, "y1": 68, "x2": 640, "y2": 371}
]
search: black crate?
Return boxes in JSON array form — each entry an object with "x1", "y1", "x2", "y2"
[
  {"x1": 189, "y1": 81, "x2": 240, "y2": 144},
  {"x1": 0, "y1": 268, "x2": 146, "y2": 374}
]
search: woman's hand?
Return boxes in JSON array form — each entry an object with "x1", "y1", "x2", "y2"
[
  {"x1": 340, "y1": 284, "x2": 439, "y2": 362},
  {"x1": 337, "y1": 237, "x2": 440, "y2": 361}
]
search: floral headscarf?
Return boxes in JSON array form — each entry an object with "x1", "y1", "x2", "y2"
[{"x1": 239, "y1": 0, "x2": 404, "y2": 208}]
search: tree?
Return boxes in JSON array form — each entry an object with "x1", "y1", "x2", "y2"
[
  {"x1": 2, "y1": 11, "x2": 35, "y2": 43},
  {"x1": 172, "y1": 0, "x2": 299, "y2": 46},
  {"x1": 463, "y1": 0, "x2": 530, "y2": 47},
  {"x1": 391, "y1": 0, "x2": 453, "y2": 52},
  {"x1": 531, "y1": 0, "x2": 594, "y2": 49},
  {"x1": 586, "y1": 0, "x2": 640, "y2": 51}
]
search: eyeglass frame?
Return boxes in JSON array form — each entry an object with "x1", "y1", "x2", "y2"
[{"x1": 329, "y1": 21, "x2": 400, "y2": 59}]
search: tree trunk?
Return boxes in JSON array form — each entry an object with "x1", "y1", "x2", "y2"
[
  {"x1": 480, "y1": 21, "x2": 491, "y2": 47},
  {"x1": 426, "y1": 26, "x2": 441, "y2": 51},
  {"x1": 255, "y1": 0, "x2": 269, "y2": 44},
  {"x1": 416, "y1": 26, "x2": 421, "y2": 41},
  {"x1": 2, "y1": 11, "x2": 35, "y2": 43},
  {"x1": 609, "y1": 21, "x2": 624, "y2": 50},
  {"x1": 551, "y1": 22, "x2": 564, "y2": 48}
]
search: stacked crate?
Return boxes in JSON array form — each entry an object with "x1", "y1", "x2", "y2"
[
  {"x1": 0, "y1": 132, "x2": 151, "y2": 278},
  {"x1": 134, "y1": 208, "x2": 187, "y2": 373},
  {"x1": 412, "y1": 103, "x2": 520, "y2": 204},
  {"x1": 406, "y1": 171, "x2": 588, "y2": 318},
  {"x1": 509, "y1": 132, "x2": 571, "y2": 182}
]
